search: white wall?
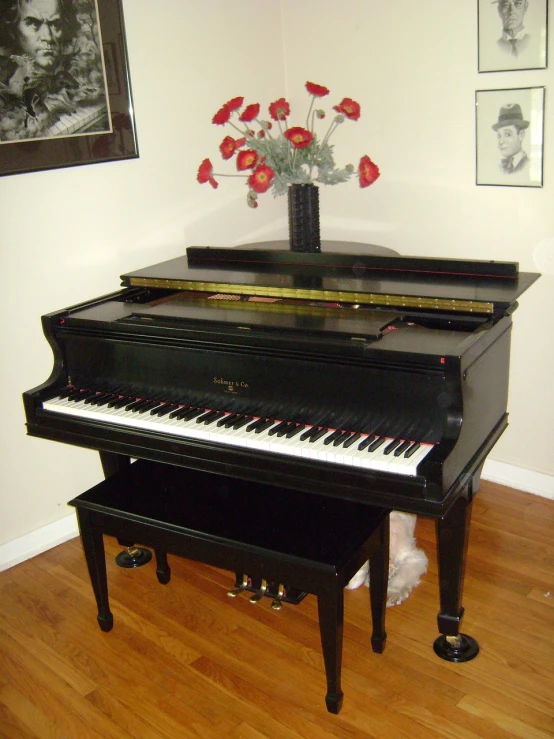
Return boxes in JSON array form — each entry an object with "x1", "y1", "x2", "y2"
[{"x1": 1, "y1": 0, "x2": 552, "y2": 566}]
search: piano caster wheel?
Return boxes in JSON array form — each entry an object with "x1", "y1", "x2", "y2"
[
  {"x1": 433, "y1": 633, "x2": 479, "y2": 663},
  {"x1": 115, "y1": 546, "x2": 152, "y2": 569}
]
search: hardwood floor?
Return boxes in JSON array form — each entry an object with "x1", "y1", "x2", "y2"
[{"x1": 1, "y1": 480, "x2": 553, "y2": 738}]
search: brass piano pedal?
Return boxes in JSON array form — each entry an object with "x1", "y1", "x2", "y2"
[
  {"x1": 271, "y1": 584, "x2": 285, "y2": 611},
  {"x1": 227, "y1": 574, "x2": 249, "y2": 598},
  {"x1": 249, "y1": 578, "x2": 268, "y2": 604}
]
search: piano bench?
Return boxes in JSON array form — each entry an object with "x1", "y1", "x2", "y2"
[{"x1": 69, "y1": 459, "x2": 390, "y2": 715}]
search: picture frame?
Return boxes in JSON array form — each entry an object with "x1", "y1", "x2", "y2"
[
  {"x1": 477, "y1": 0, "x2": 548, "y2": 72},
  {"x1": 0, "y1": 0, "x2": 138, "y2": 177},
  {"x1": 475, "y1": 87, "x2": 545, "y2": 187}
]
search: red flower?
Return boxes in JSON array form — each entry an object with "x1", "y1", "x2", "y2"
[
  {"x1": 225, "y1": 96, "x2": 244, "y2": 111},
  {"x1": 248, "y1": 164, "x2": 275, "y2": 193},
  {"x1": 212, "y1": 105, "x2": 231, "y2": 125},
  {"x1": 269, "y1": 97, "x2": 290, "y2": 121},
  {"x1": 237, "y1": 149, "x2": 258, "y2": 171},
  {"x1": 284, "y1": 126, "x2": 314, "y2": 149},
  {"x1": 306, "y1": 81, "x2": 329, "y2": 98},
  {"x1": 358, "y1": 155, "x2": 380, "y2": 188},
  {"x1": 239, "y1": 103, "x2": 260, "y2": 122},
  {"x1": 197, "y1": 158, "x2": 218, "y2": 189},
  {"x1": 219, "y1": 136, "x2": 246, "y2": 160},
  {"x1": 333, "y1": 98, "x2": 361, "y2": 121}
]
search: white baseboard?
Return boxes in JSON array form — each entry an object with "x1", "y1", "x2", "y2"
[
  {"x1": 482, "y1": 459, "x2": 554, "y2": 500},
  {"x1": 0, "y1": 513, "x2": 79, "y2": 573},
  {"x1": 1, "y1": 462, "x2": 552, "y2": 572}
]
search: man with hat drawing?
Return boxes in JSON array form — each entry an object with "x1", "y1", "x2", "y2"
[{"x1": 492, "y1": 103, "x2": 530, "y2": 175}]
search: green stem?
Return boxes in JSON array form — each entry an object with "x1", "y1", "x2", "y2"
[{"x1": 306, "y1": 96, "x2": 315, "y2": 130}]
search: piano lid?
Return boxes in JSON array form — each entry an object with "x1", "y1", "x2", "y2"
[{"x1": 121, "y1": 241, "x2": 540, "y2": 316}]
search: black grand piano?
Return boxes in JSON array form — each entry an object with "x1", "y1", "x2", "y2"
[{"x1": 23, "y1": 241, "x2": 539, "y2": 662}]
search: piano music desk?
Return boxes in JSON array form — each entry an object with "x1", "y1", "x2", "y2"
[{"x1": 69, "y1": 460, "x2": 390, "y2": 714}]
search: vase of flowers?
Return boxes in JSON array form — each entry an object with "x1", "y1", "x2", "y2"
[{"x1": 197, "y1": 81, "x2": 380, "y2": 253}]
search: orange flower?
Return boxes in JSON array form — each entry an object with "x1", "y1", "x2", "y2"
[
  {"x1": 212, "y1": 105, "x2": 231, "y2": 125},
  {"x1": 197, "y1": 158, "x2": 218, "y2": 188},
  {"x1": 359, "y1": 155, "x2": 380, "y2": 188},
  {"x1": 237, "y1": 149, "x2": 258, "y2": 171},
  {"x1": 269, "y1": 97, "x2": 290, "y2": 121},
  {"x1": 225, "y1": 96, "x2": 244, "y2": 111},
  {"x1": 306, "y1": 81, "x2": 329, "y2": 98},
  {"x1": 248, "y1": 163, "x2": 275, "y2": 193},
  {"x1": 239, "y1": 103, "x2": 260, "y2": 122},
  {"x1": 333, "y1": 98, "x2": 361, "y2": 121},
  {"x1": 219, "y1": 136, "x2": 246, "y2": 160},
  {"x1": 284, "y1": 126, "x2": 313, "y2": 149}
]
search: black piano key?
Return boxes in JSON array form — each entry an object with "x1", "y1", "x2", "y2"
[
  {"x1": 383, "y1": 438, "x2": 402, "y2": 455},
  {"x1": 285, "y1": 424, "x2": 304, "y2": 438},
  {"x1": 136, "y1": 400, "x2": 161, "y2": 413},
  {"x1": 255, "y1": 419, "x2": 276, "y2": 433},
  {"x1": 179, "y1": 407, "x2": 205, "y2": 421},
  {"x1": 324, "y1": 430, "x2": 343, "y2": 445},
  {"x1": 367, "y1": 436, "x2": 386, "y2": 452},
  {"x1": 394, "y1": 440, "x2": 412, "y2": 457},
  {"x1": 332, "y1": 431, "x2": 348, "y2": 447},
  {"x1": 151, "y1": 404, "x2": 176, "y2": 417},
  {"x1": 357, "y1": 435, "x2": 374, "y2": 451},
  {"x1": 109, "y1": 397, "x2": 130, "y2": 409},
  {"x1": 94, "y1": 394, "x2": 118, "y2": 407},
  {"x1": 276, "y1": 422, "x2": 295, "y2": 438},
  {"x1": 124, "y1": 399, "x2": 143, "y2": 411},
  {"x1": 268, "y1": 421, "x2": 290, "y2": 436},
  {"x1": 58, "y1": 387, "x2": 74, "y2": 399},
  {"x1": 246, "y1": 418, "x2": 266, "y2": 432},
  {"x1": 299, "y1": 426, "x2": 318, "y2": 441},
  {"x1": 342, "y1": 432, "x2": 361, "y2": 448},
  {"x1": 84, "y1": 392, "x2": 107, "y2": 404},
  {"x1": 217, "y1": 413, "x2": 238, "y2": 427},
  {"x1": 309, "y1": 427, "x2": 329, "y2": 443},
  {"x1": 132, "y1": 400, "x2": 157, "y2": 413},
  {"x1": 196, "y1": 410, "x2": 221, "y2": 424},
  {"x1": 404, "y1": 442, "x2": 421, "y2": 458},
  {"x1": 232, "y1": 416, "x2": 251, "y2": 430}
]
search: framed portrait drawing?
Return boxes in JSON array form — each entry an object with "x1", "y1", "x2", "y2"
[
  {"x1": 0, "y1": 0, "x2": 138, "y2": 177},
  {"x1": 475, "y1": 87, "x2": 545, "y2": 187},
  {"x1": 478, "y1": 0, "x2": 548, "y2": 72}
]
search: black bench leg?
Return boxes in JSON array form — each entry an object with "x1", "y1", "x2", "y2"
[
  {"x1": 154, "y1": 549, "x2": 171, "y2": 584},
  {"x1": 76, "y1": 509, "x2": 113, "y2": 632},
  {"x1": 317, "y1": 587, "x2": 344, "y2": 714},
  {"x1": 369, "y1": 515, "x2": 389, "y2": 653}
]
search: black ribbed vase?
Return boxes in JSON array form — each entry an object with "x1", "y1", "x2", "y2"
[{"x1": 287, "y1": 183, "x2": 321, "y2": 253}]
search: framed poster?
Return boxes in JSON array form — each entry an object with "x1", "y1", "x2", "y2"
[
  {"x1": 478, "y1": 0, "x2": 548, "y2": 72},
  {"x1": 0, "y1": 0, "x2": 138, "y2": 177},
  {"x1": 475, "y1": 86, "x2": 545, "y2": 187}
]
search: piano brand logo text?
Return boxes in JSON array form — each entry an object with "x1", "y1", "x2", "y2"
[{"x1": 214, "y1": 377, "x2": 249, "y2": 393}]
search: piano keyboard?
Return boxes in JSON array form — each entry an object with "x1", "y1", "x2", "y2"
[{"x1": 43, "y1": 389, "x2": 433, "y2": 477}]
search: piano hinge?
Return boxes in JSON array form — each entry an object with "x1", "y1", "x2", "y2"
[
  {"x1": 236, "y1": 326, "x2": 251, "y2": 330},
  {"x1": 351, "y1": 337, "x2": 367, "y2": 342},
  {"x1": 128, "y1": 277, "x2": 495, "y2": 314}
]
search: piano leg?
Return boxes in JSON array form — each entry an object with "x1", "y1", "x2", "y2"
[
  {"x1": 433, "y1": 491, "x2": 479, "y2": 662},
  {"x1": 75, "y1": 508, "x2": 113, "y2": 632},
  {"x1": 99, "y1": 451, "x2": 153, "y2": 569},
  {"x1": 99, "y1": 450, "x2": 131, "y2": 477}
]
